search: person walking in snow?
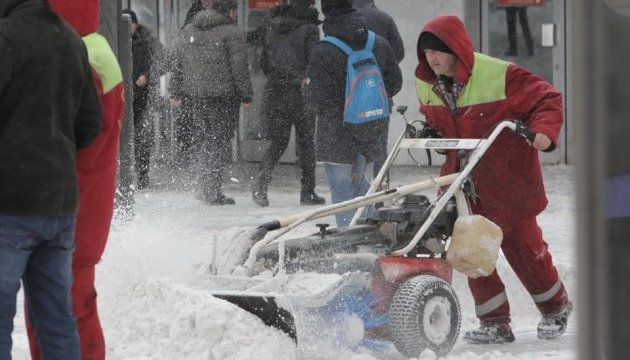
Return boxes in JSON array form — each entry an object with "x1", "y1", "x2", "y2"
[
  {"x1": 251, "y1": 0, "x2": 325, "y2": 207},
  {"x1": 303, "y1": 0, "x2": 402, "y2": 226},
  {"x1": 170, "y1": 0, "x2": 253, "y2": 205},
  {"x1": 170, "y1": 0, "x2": 214, "y2": 168},
  {"x1": 123, "y1": 9, "x2": 165, "y2": 190},
  {"x1": 415, "y1": 15, "x2": 571, "y2": 343},
  {"x1": 352, "y1": 0, "x2": 405, "y2": 181},
  {"x1": 0, "y1": 0, "x2": 102, "y2": 358}
]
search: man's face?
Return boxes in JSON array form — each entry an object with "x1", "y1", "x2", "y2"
[
  {"x1": 202, "y1": 0, "x2": 213, "y2": 9},
  {"x1": 424, "y1": 49, "x2": 458, "y2": 78}
]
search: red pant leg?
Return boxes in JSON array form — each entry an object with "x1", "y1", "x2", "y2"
[
  {"x1": 501, "y1": 217, "x2": 569, "y2": 316},
  {"x1": 26, "y1": 265, "x2": 105, "y2": 360},
  {"x1": 467, "y1": 216, "x2": 569, "y2": 324}
]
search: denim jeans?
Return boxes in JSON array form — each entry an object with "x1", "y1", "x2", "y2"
[
  {"x1": 324, "y1": 156, "x2": 374, "y2": 227},
  {"x1": 0, "y1": 214, "x2": 80, "y2": 360}
]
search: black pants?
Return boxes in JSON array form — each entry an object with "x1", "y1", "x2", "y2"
[
  {"x1": 133, "y1": 87, "x2": 154, "y2": 185},
  {"x1": 175, "y1": 96, "x2": 199, "y2": 165},
  {"x1": 506, "y1": 7, "x2": 534, "y2": 54},
  {"x1": 193, "y1": 96, "x2": 240, "y2": 199},
  {"x1": 256, "y1": 85, "x2": 316, "y2": 194}
]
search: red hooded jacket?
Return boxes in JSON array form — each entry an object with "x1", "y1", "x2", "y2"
[
  {"x1": 50, "y1": 0, "x2": 125, "y2": 266},
  {"x1": 415, "y1": 16, "x2": 563, "y2": 228}
]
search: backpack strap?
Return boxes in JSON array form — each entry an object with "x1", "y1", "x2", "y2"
[
  {"x1": 321, "y1": 35, "x2": 353, "y2": 56},
  {"x1": 322, "y1": 31, "x2": 377, "y2": 55},
  {"x1": 364, "y1": 31, "x2": 376, "y2": 52}
]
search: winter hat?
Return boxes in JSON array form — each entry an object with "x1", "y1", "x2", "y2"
[
  {"x1": 49, "y1": 0, "x2": 99, "y2": 36},
  {"x1": 212, "y1": 0, "x2": 238, "y2": 16},
  {"x1": 321, "y1": 0, "x2": 353, "y2": 15},
  {"x1": 418, "y1": 32, "x2": 454, "y2": 55},
  {"x1": 122, "y1": 9, "x2": 138, "y2": 24}
]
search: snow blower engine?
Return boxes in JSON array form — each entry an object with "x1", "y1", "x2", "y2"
[{"x1": 255, "y1": 194, "x2": 458, "y2": 275}]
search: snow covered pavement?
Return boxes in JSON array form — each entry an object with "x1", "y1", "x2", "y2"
[{"x1": 11, "y1": 164, "x2": 577, "y2": 359}]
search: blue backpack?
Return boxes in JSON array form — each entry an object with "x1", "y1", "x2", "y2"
[{"x1": 322, "y1": 31, "x2": 391, "y2": 126}]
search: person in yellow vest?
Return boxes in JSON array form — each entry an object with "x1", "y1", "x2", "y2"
[
  {"x1": 415, "y1": 16, "x2": 571, "y2": 344},
  {"x1": 25, "y1": 1, "x2": 124, "y2": 359}
]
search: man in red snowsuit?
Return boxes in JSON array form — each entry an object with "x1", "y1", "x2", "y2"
[
  {"x1": 26, "y1": 0, "x2": 124, "y2": 358},
  {"x1": 415, "y1": 16, "x2": 571, "y2": 343}
]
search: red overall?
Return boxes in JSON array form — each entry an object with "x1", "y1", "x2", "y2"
[
  {"x1": 26, "y1": 1, "x2": 124, "y2": 358},
  {"x1": 415, "y1": 16, "x2": 569, "y2": 324}
]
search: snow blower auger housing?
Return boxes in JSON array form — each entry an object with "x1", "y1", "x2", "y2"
[{"x1": 210, "y1": 115, "x2": 536, "y2": 359}]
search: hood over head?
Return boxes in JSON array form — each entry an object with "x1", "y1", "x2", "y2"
[
  {"x1": 192, "y1": 8, "x2": 233, "y2": 29},
  {"x1": 49, "y1": 0, "x2": 99, "y2": 36},
  {"x1": 321, "y1": 0, "x2": 352, "y2": 16},
  {"x1": 322, "y1": 8, "x2": 368, "y2": 47},
  {"x1": 269, "y1": 5, "x2": 301, "y2": 34},
  {"x1": 415, "y1": 15, "x2": 474, "y2": 84}
]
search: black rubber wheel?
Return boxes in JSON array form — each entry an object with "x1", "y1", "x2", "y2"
[{"x1": 389, "y1": 275, "x2": 461, "y2": 358}]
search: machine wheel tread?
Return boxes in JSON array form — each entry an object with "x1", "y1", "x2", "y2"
[{"x1": 389, "y1": 274, "x2": 461, "y2": 358}]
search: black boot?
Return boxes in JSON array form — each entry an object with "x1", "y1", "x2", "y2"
[
  {"x1": 537, "y1": 301, "x2": 572, "y2": 339},
  {"x1": 464, "y1": 322, "x2": 515, "y2": 344},
  {"x1": 251, "y1": 181, "x2": 269, "y2": 207},
  {"x1": 300, "y1": 191, "x2": 325, "y2": 206},
  {"x1": 204, "y1": 192, "x2": 235, "y2": 206}
]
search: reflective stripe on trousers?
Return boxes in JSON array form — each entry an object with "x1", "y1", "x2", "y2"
[
  {"x1": 476, "y1": 291, "x2": 508, "y2": 317},
  {"x1": 531, "y1": 280, "x2": 562, "y2": 303}
]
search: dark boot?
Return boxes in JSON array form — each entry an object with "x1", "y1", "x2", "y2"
[
  {"x1": 204, "y1": 192, "x2": 235, "y2": 206},
  {"x1": 251, "y1": 181, "x2": 269, "y2": 207},
  {"x1": 300, "y1": 191, "x2": 325, "y2": 206},
  {"x1": 537, "y1": 301, "x2": 572, "y2": 339},
  {"x1": 464, "y1": 322, "x2": 515, "y2": 344}
]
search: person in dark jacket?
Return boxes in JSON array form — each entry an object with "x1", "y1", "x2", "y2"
[
  {"x1": 352, "y1": 0, "x2": 404, "y2": 63},
  {"x1": 352, "y1": 0, "x2": 405, "y2": 179},
  {"x1": 171, "y1": 0, "x2": 253, "y2": 205},
  {"x1": 0, "y1": 0, "x2": 102, "y2": 358},
  {"x1": 123, "y1": 9, "x2": 165, "y2": 190},
  {"x1": 173, "y1": 0, "x2": 213, "y2": 166},
  {"x1": 251, "y1": 0, "x2": 325, "y2": 207},
  {"x1": 303, "y1": 0, "x2": 402, "y2": 226}
]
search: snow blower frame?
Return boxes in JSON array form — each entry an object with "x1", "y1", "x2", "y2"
[{"x1": 211, "y1": 114, "x2": 535, "y2": 358}]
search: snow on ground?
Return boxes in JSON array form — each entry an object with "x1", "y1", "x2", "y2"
[{"x1": 11, "y1": 163, "x2": 577, "y2": 359}]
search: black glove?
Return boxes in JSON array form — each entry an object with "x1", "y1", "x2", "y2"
[{"x1": 417, "y1": 124, "x2": 441, "y2": 139}]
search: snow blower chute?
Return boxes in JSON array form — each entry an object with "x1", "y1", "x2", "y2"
[{"x1": 209, "y1": 115, "x2": 536, "y2": 358}]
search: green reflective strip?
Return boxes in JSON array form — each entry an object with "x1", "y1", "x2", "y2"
[
  {"x1": 416, "y1": 53, "x2": 510, "y2": 108},
  {"x1": 82, "y1": 33, "x2": 123, "y2": 94},
  {"x1": 416, "y1": 78, "x2": 443, "y2": 106},
  {"x1": 457, "y1": 53, "x2": 509, "y2": 107}
]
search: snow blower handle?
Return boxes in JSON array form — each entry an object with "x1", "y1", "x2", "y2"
[{"x1": 513, "y1": 120, "x2": 536, "y2": 143}]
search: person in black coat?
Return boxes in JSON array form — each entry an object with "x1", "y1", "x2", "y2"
[
  {"x1": 0, "y1": 0, "x2": 101, "y2": 357},
  {"x1": 303, "y1": 0, "x2": 402, "y2": 226},
  {"x1": 123, "y1": 9, "x2": 165, "y2": 189},
  {"x1": 352, "y1": 0, "x2": 405, "y2": 179},
  {"x1": 251, "y1": 0, "x2": 325, "y2": 207},
  {"x1": 353, "y1": 0, "x2": 404, "y2": 63}
]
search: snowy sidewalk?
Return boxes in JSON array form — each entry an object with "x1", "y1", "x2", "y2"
[{"x1": 12, "y1": 164, "x2": 577, "y2": 360}]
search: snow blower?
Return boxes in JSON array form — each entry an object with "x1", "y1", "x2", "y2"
[{"x1": 209, "y1": 114, "x2": 536, "y2": 358}]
